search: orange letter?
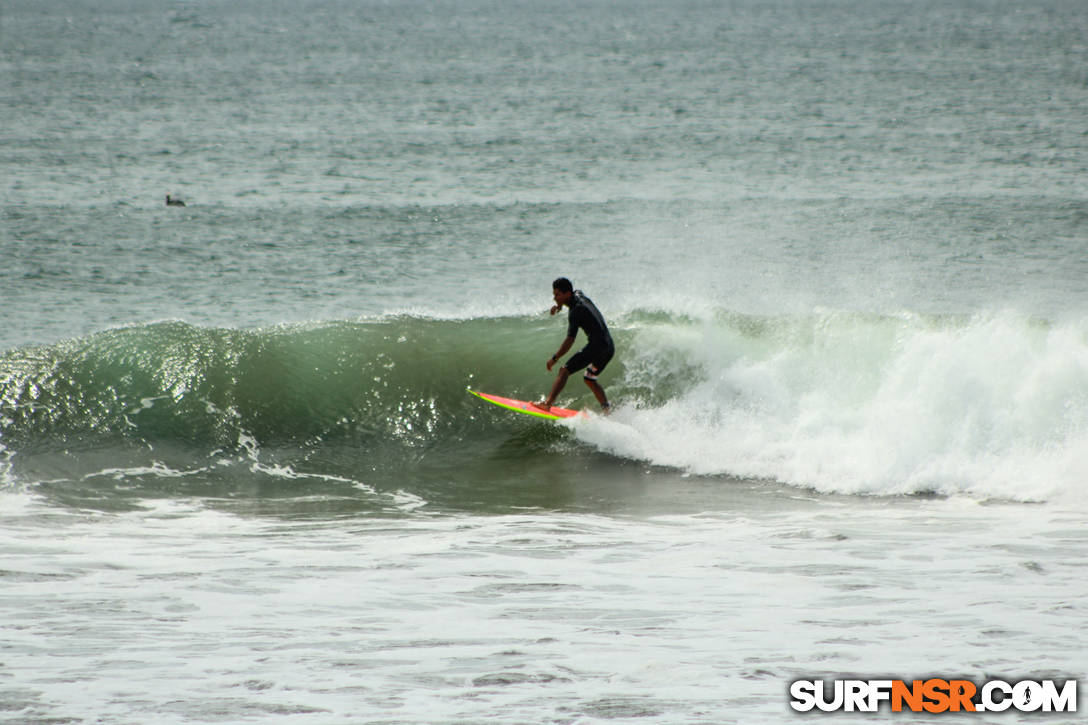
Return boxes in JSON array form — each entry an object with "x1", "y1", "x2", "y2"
[
  {"x1": 922, "y1": 679, "x2": 951, "y2": 713},
  {"x1": 948, "y1": 680, "x2": 977, "y2": 712},
  {"x1": 892, "y1": 680, "x2": 924, "y2": 712}
]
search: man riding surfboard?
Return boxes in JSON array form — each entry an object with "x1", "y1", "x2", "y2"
[{"x1": 536, "y1": 277, "x2": 614, "y2": 414}]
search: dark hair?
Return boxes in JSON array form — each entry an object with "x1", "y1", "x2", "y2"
[{"x1": 552, "y1": 277, "x2": 573, "y2": 293}]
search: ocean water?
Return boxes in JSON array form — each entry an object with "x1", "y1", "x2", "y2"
[{"x1": 2, "y1": 0, "x2": 1087, "y2": 723}]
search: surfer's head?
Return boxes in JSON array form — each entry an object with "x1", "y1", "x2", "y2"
[{"x1": 552, "y1": 277, "x2": 574, "y2": 307}]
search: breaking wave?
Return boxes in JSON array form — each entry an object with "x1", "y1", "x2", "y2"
[{"x1": 1, "y1": 310, "x2": 1085, "y2": 505}]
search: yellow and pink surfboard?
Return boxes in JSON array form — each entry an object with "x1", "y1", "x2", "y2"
[{"x1": 467, "y1": 389, "x2": 585, "y2": 420}]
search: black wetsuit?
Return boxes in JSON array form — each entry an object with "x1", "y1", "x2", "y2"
[{"x1": 564, "y1": 291, "x2": 614, "y2": 379}]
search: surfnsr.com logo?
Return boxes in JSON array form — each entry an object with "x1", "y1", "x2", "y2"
[{"x1": 789, "y1": 678, "x2": 1078, "y2": 714}]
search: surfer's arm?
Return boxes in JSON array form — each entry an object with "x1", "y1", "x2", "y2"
[{"x1": 546, "y1": 336, "x2": 576, "y2": 371}]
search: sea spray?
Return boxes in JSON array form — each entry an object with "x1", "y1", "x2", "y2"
[{"x1": 581, "y1": 309, "x2": 1088, "y2": 501}]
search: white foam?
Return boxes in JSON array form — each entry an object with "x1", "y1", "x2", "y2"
[{"x1": 579, "y1": 310, "x2": 1088, "y2": 502}]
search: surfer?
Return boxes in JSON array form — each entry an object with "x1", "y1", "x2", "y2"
[{"x1": 537, "y1": 277, "x2": 614, "y2": 414}]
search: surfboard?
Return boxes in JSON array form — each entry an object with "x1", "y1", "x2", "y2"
[{"x1": 467, "y1": 389, "x2": 585, "y2": 421}]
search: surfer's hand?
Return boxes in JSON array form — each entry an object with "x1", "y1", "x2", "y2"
[
  {"x1": 550, "y1": 305, "x2": 561, "y2": 316},
  {"x1": 546, "y1": 357, "x2": 555, "y2": 371}
]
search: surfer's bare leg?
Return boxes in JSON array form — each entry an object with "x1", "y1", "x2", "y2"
[
  {"x1": 584, "y1": 378, "x2": 610, "y2": 414},
  {"x1": 537, "y1": 367, "x2": 570, "y2": 409}
]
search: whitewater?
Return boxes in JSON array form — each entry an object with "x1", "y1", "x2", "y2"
[{"x1": 2, "y1": 0, "x2": 1087, "y2": 722}]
